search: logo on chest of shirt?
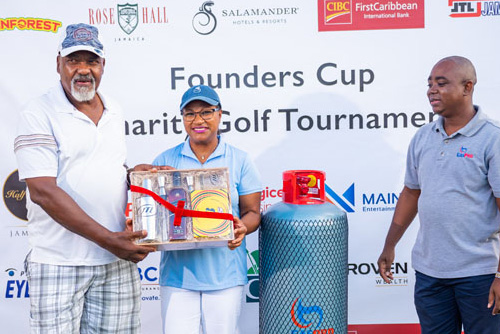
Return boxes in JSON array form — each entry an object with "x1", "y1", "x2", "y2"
[{"x1": 457, "y1": 146, "x2": 474, "y2": 159}]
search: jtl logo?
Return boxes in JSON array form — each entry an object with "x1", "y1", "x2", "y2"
[{"x1": 449, "y1": 0, "x2": 500, "y2": 17}]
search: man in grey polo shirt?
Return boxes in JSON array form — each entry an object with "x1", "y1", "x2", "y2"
[{"x1": 378, "y1": 56, "x2": 500, "y2": 334}]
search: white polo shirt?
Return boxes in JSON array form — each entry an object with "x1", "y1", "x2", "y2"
[{"x1": 14, "y1": 83, "x2": 128, "y2": 266}]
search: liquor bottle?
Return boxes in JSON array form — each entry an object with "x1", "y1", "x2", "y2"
[
  {"x1": 138, "y1": 178, "x2": 158, "y2": 242},
  {"x1": 168, "y1": 172, "x2": 188, "y2": 240},
  {"x1": 158, "y1": 175, "x2": 168, "y2": 242}
]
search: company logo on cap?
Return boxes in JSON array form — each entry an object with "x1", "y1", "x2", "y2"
[
  {"x1": 73, "y1": 27, "x2": 93, "y2": 41},
  {"x1": 193, "y1": 86, "x2": 202, "y2": 94}
]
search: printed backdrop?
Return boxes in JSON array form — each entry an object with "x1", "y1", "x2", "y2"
[{"x1": 1, "y1": 1, "x2": 499, "y2": 333}]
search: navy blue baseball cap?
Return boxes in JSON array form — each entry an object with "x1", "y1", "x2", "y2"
[
  {"x1": 180, "y1": 85, "x2": 221, "y2": 110},
  {"x1": 58, "y1": 23, "x2": 105, "y2": 58}
]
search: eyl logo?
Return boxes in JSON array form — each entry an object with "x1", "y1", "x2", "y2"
[{"x1": 4, "y1": 268, "x2": 29, "y2": 299}]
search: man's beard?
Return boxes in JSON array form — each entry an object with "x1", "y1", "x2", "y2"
[{"x1": 71, "y1": 74, "x2": 96, "y2": 102}]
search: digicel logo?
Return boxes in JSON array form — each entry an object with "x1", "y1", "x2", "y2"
[{"x1": 325, "y1": 0, "x2": 352, "y2": 24}]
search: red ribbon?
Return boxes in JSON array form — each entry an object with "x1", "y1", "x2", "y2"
[{"x1": 130, "y1": 185, "x2": 234, "y2": 226}]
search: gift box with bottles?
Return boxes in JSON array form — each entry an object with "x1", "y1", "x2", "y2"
[{"x1": 130, "y1": 168, "x2": 234, "y2": 250}]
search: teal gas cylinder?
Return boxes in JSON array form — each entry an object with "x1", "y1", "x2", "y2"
[{"x1": 259, "y1": 170, "x2": 348, "y2": 334}]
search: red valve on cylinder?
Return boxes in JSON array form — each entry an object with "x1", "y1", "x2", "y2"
[{"x1": 282, "y1": 170, "x2": 326, "y2": 205}]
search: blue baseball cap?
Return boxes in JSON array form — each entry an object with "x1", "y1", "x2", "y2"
[
  {"x1": 58, "y1": 23, "x2": 105, "y2": 58},
  {"x1": 180, "y1": 85, "x2": 221, "y2": 110}
]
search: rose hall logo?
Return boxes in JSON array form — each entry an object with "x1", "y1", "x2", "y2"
[
  {"x1": 88, "y1": 2, "x2": 169, "y2": 42},
  {"x1": 118, "y1": 3, "x2": 139, "y2": 34}
]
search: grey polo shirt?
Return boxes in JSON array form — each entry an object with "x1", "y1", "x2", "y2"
[{"x1": 405, "y1": 106, "x2": 500, "y2": 278}]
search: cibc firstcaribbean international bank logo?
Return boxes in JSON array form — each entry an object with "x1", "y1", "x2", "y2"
[{"x1": 318, "y1": 0, "x2": 425, "y2": 32}]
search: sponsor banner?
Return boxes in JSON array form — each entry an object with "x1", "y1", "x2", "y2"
[
  {"x1": 1, "y1": 1, "x2": 500, "y2": 333},
  {"x1": 318, "y1": 0, "x2": 425, "y2": 31}
]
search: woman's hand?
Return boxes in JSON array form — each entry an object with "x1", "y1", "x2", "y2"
[{"x1": 228, "y1": 216, "x2": 247, "y2": 250}]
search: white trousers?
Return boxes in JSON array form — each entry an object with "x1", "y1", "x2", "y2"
[{"x1": 160, "y1": 285, "x2": 244, "y2": 334}]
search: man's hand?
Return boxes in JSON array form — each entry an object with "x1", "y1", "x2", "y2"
[
  {"x1": 132, "y1": 164, "x2": 175, "y2": 172},
  {"x1": 228, "y1": 217, "x2": 247, "y2": 250},
  {"x1": 488, "y1": 277, "x2": 500, "y2": 315},
  {"x1": 100, "y1": 230, "x2": 156, "y2": 263},
  {"x1": 125, "y1": 218, "x2": 134, "y2": 232},
  {"x1": 377, "y1": 247, "x2": 395, "y2": 283}
]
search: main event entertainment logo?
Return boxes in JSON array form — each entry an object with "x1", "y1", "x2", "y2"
[
  {"x1": 449, "y1": 0, "x2": 500, "y2": 17},
  {"x1": 326, "y1": 183, "x2": 401, "y2": 213},
  {"x1": 318, "y1": 0, "x2": 425, "y2": 31},
  {"x1": 325, "y1": 183, "x2": 355, "y2": 212}
]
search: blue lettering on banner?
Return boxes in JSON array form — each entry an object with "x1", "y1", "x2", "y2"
[
  {"x1": 362, "y1": 193, "x2": 399, "y2": 205},
  {"x1": 138, "y1": 266, "x2": 158, "y2": 282},
  {"x1": 5, "y1": 280, "x2": 29, "y2": 298}
]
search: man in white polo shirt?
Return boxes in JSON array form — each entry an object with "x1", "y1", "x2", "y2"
[
  {"x1": 378, "y1": 56, "x2": 500, "y2": 334},
  {"x1": 14, "y1": 23, "x2": 155, "y2": 333}
]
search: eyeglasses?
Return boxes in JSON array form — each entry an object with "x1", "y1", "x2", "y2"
[{"x1": 181, "y1": 107, "x2": 220, "y2": 122}]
